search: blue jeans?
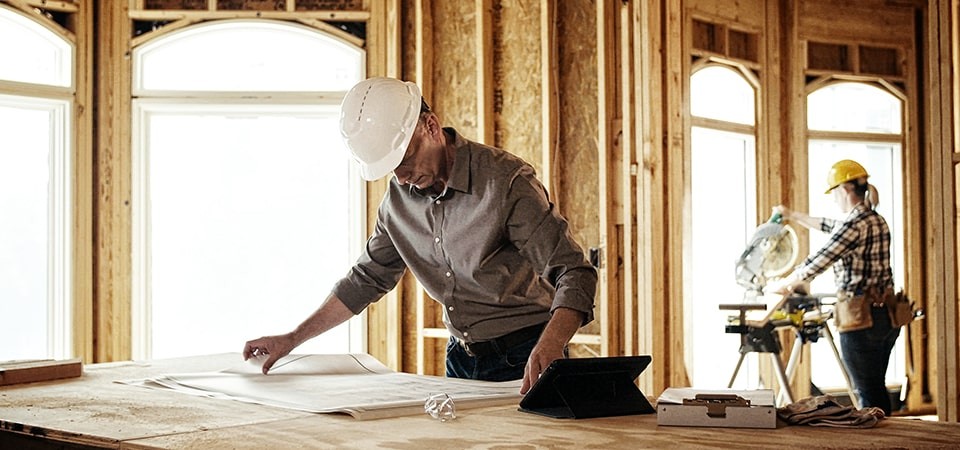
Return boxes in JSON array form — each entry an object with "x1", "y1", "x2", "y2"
[
  {"x1": 839, "y1": 306, "x2": 901, "y2": 415},
  {"x1": 445, "y1": 334, "x2": 537, "y2": 381}
]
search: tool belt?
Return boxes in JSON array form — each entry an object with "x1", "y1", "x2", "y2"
[
  {"x1": 834, "y1": 287, "x2": 914, "y2": 333},
  {"x1": 460, "y1": 322, "x2": 547, "y2": 358}
]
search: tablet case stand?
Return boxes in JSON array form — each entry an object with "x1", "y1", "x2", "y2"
[{"x1": 518, "y1": 356, "x2": 655, "y2": 419}]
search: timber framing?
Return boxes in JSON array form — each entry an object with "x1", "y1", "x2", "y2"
[{"x1": 3, "y1": 0, "x2": 958, "y2": 421}]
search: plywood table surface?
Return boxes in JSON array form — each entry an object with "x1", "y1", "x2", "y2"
[
  {"x1": 3, "y1": 354, "x2": 960, "y2": 449},
  {"x1": 125, "y1": 404, "x2": 960, "y2": 450},
  {"x1": 0, "y1": 353, "x2": 309, "y2": 448}
]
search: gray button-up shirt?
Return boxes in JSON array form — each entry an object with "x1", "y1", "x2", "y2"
[{"x1": 332, "y1": 128, "x2": 597, "y2": 343}]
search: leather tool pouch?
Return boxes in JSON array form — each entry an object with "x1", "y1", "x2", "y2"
[
  {"x1": 888, "y1": 289, "x2": 915, "y2": 328},
  {"x1": 834, "y1": 292, "x2": 873, "y2": 333}
]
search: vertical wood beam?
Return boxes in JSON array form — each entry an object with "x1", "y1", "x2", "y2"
[
  {"x1": 476, "y1": 0, "x2": 494, "y2": 145},
  {"x1": 635, "y1": 0, "x2": 664, "y2": 392},
  {"x1": 541, "y1": 0, "x2": 558, "y2": 198},
  {"x1": 72, "y1": 0, "x2": 94, "y2": 364},
  {"x1": 620, "y1": 1, "x2": 637, "y2": 358},
  {"x1": 414, "y1": 0, "x2": 435, "y2": 375},
  {"x1": 365, "y1": 0, "x2": 403, "y2": 371},
  {"x1": 95, "y1": 2, "x2": 133, "y2": 362},
  {"x1": 597, "y1": 0, "x2": 622, "y2": 357},
  {"x1": 415, "y1": 0, "x2": 433, "y2": 100},
  {"x1": 928, "y1": 0, "x2": 960, "y2": 422},
  {"x1": 662, "y1": 0, "x2": 686, "y2": 389}
]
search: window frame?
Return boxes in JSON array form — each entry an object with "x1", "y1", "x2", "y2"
[
  {"x1": 684, "y1": 61, "x2": 761, "y2": 388},
  {"x1": 129, "y1": 19, "x2": 367, "y2": 360},
  {"x1": 0, "y1": 5, "x2": 76, "y2": 360}
]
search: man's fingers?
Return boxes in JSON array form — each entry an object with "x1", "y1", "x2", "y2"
[{"x1": 262, "y1": 354, "x2": 280, "y2": 375}]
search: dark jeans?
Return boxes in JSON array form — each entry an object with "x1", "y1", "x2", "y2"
[
  {"x1": 839, "y1": 306, "x2": 901, "y2": 415},
  {"x1": 445, "y1": 334, "x2": 538, "y2": 382}
]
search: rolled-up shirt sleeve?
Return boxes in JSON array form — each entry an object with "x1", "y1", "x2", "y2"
[
  {"x1": 505, "y1": 166, "x2": 597, "y2": 325},
  {"x1": 331, "y1": 200, "x2": 408, "y2": 315}
]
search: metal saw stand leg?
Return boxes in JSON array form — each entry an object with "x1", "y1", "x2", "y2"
[
  {"x1": 778, "y1": 323, "x2": 861, "y2": 409},
  {"x1": 726, "y1": 322, "x2": 794, "y2": 405}
]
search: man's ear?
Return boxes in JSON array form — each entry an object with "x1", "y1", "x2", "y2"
[{"x1": 425, "y1": 113, "x2": 441, "y2": 138}]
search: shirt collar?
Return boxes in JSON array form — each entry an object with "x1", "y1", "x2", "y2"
[
  {"x1": 844, "y1": 202, "x2": 871, "y2": 221},
  {"x1": 443, "y1": 127, "x2": 471, "y2": 194}
]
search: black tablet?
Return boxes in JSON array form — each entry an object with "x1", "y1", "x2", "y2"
[{"x1": 518, "y1": 355, "x2": 655, "y2": 419}]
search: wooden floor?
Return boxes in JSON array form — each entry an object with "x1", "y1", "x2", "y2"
[{"x1": 2, "y1": 354, "x2": 959, "y2": 449}]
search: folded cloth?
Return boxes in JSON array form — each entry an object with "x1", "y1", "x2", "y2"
[{"x1": 778, "y1": 395, "x2": 885, "y2": 428}]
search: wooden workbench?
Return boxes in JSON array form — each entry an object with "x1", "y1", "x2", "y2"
[{"x1": 1, "y1": 354, "x2": 958, "y2": 449}]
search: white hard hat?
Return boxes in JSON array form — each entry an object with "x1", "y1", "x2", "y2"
[{"x1": 339, "y1": 77, "x2": 422, "y2": 180}]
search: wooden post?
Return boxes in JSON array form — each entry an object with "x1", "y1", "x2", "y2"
[
  {"x1": 94, "y1": 1, "x2": 134, "y2": 363},
  {"x1": 541, "y1": 0, "x2": 558, "y2": 200},
  {"x1": 927, "y1": 0, "x2": 959, "y2": 423},
  {"x1": 597, "y1": 0, "x2": 623, "y2": 357},
  {"x1": 476, "y1": 0, "x2": 494, "y2": 145}
]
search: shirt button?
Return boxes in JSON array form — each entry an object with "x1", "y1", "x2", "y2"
[
  {"x1": 435, "y1": 200, "x2": 441, "y2": 205},
  {"x1": 463, "y1": 332, "x2": 469, "y2": 337},
  {"x1": 434, "y1": 237, "x2": 440, "y2": 243},
  {"x1": 445, "y1": 271, "x2": 451, "y2": 277},
  {"x1": 448, "y1": 306, "x2": 454, "y2": 311}
]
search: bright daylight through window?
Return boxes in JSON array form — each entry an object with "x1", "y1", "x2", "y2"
[
  {"x1": 0, "y1": 6, "x2": 73, "y2": 361},
  {"x1": 687, "y1": 65, "x2": 759, "y2": 388},
  {"x1": 131, "y1": 20, "x2": 365, "y2": 359}
]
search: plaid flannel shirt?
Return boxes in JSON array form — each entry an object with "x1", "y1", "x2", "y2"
[{"x1": 793, "y1": 203, "x2": 894, "y2": 294}]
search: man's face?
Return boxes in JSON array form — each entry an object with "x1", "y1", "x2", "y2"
[{"x1": 393, "y1": 117, "x2": 444, "y2": 191}]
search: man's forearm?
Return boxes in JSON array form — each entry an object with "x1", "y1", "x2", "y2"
[
  {"x1": 541, "y1": 307, "x2": 586, "y2": 348},
  {"x1": 290, "y1": 293, "x2": 356, "y2": 346}
]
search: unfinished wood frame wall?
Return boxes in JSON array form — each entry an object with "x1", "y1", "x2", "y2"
[
  {"x1": 927, "y1": 0, "x2": 959, "y2": 422},
  {"x1": 26, "y1": 0, "x2": 958, "y2": 421}
]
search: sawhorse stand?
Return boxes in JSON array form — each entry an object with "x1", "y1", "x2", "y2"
[
  {"x1": 721, "y1": 296, "x2": 860, "y2": 408},
  {"x1": 779, "y1": 301, "x2": 860, "y2": 409},
  {"x1": 721, "y1": 303, "x2": 795, "y2": 404}
]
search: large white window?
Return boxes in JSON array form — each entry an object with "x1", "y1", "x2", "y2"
[
  {"x1": 686, "y1": 65, "x2": 759, "y2": 388},
  {"x1": 131, "y1": 20, "x2": 365, "y2": 359},
  {"x1": 0, "y1": 6, "x2": 74, "y2": 361},
  {"x1": 806, "y1": 81, "x2": 906, "y2": 393}
]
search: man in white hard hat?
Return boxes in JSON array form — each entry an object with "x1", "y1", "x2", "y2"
[
  {"x1": 771, "y1": 159, "x2": 899, "y2": 415},
  {"x1": 244, "y1": 77, "x2": 597, "y2": 394}
]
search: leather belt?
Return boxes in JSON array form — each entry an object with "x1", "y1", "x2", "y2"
[{"x1": 460, "y1": 322, "x2": 547, "y2": 358}]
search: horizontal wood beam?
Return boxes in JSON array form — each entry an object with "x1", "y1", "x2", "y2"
[{"x1": 129, "y1": 10, "x2": 369, "y2": 21}]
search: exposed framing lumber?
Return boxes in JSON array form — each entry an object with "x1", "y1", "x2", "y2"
[
  {"x1": 541, "y1": 0, "x2": 558, "y2": 198},
  {"x1": 413, "y1": 0, "x2": 435, "y2": 375},
  {"x1": 928, "y1": 0, "x2": 960, "y2": 422},
  {"x1": 620, "y1": 1, "x2": 639, "y2": 359},
  {"x1": 633, "y1": 0, "x2": 661, "y2": 393},
  {"x1": 95, "y1": 1, "x2": 134, "y2": 363},
  {"x1": 128, "y1": 10, "x2": 369, "y2": 21},
  {"x1": 130, "y1": 18, "x2": 200, "y2": 48},
  {"x1": 297, "y1": 18, "x2": 365, "y2": 48},
  {"x1": 475, "y1": 0, "x2": 494, "y2": 145},
  {"x1": 597, "y1": 0, "x2": 622, "y2": 357},
  {"x1": 73, "y1": 0, "x2": 94, "y2": 365},
  {"x1": 23, "y1": 0, "x2": 77, "y2": 13},
  {"x1": 1, "y1": 0, "x2": 75, "y2": 41},
  {"x1": 362, "y1": 0, "x2": 403, "y2": 371},
  {"x1": 663, "y1": 0, "x2": 686, "y2": 388}
]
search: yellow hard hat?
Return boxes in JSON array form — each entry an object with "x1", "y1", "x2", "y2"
[{"x1": 825, "y1": 159, "x2": 869, "y2": 194}]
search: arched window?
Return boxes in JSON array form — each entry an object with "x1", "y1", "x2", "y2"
[
  {"x1": 806, "y1": 81, "x2": 906, "y2": 393},
  {"x1": 131, "y1": 20, "x2": 365, "y2": 359},
  {"x1": 0, "y1": 6, "x2": 74, "y2": 360},
  {"x1": 686, "y1": 64, "x2": 759, "y2": 388}
]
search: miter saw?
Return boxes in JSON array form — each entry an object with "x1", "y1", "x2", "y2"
[{"x1": 734, "y1": 212, "x2": 800, "y2": 295}]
